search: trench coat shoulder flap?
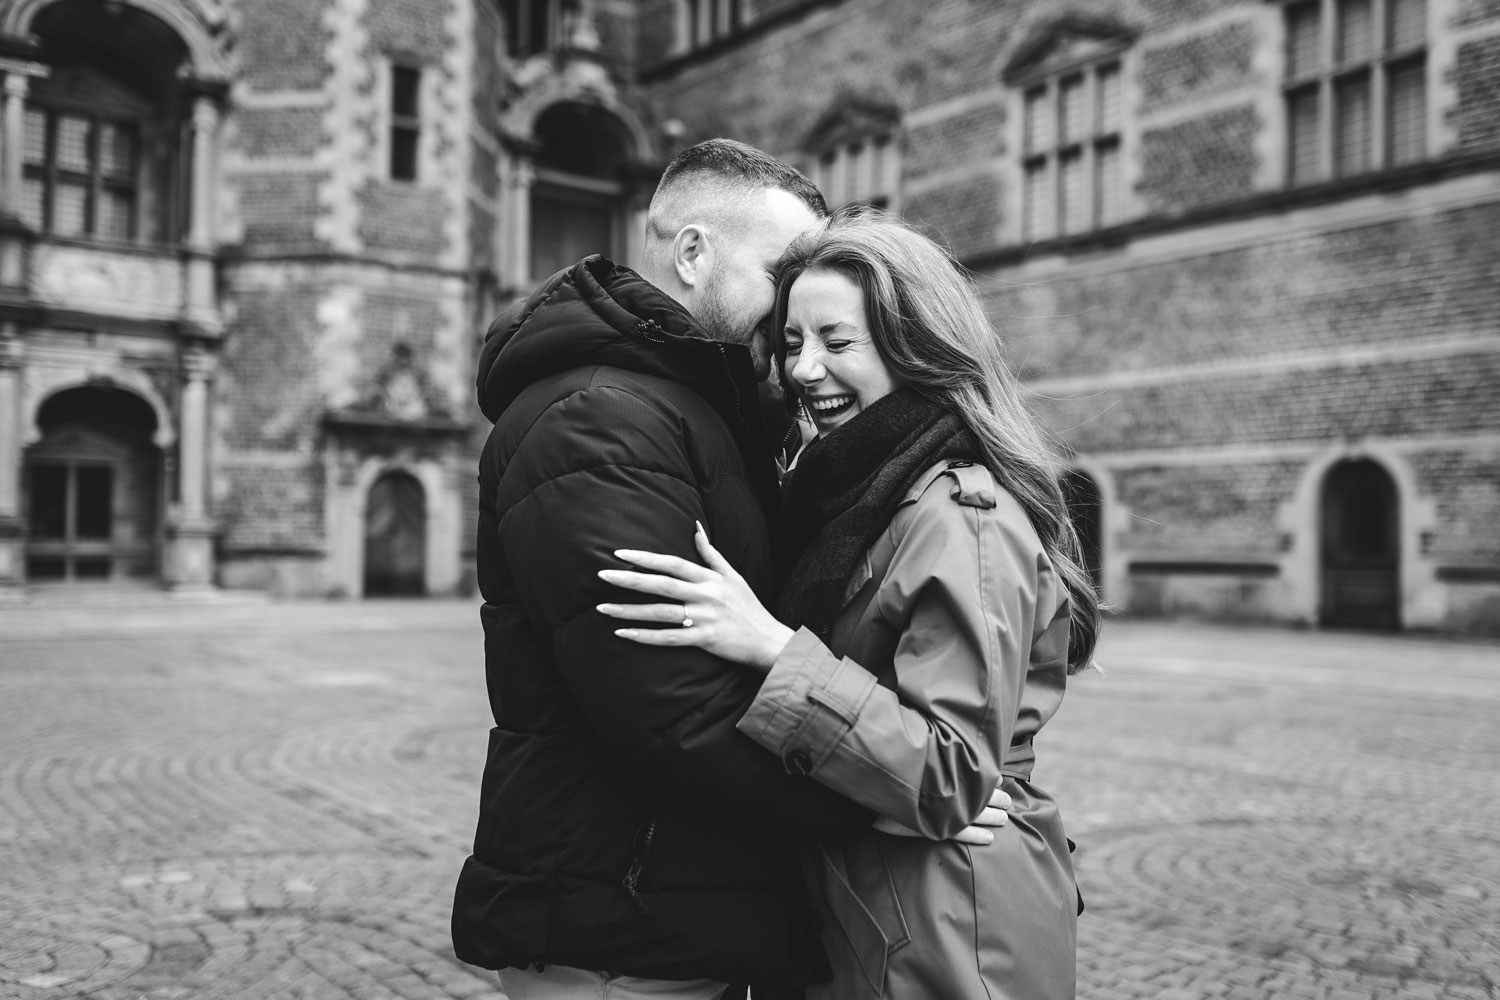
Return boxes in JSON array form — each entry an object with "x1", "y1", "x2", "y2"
[
  {"x1": 817, "y1": 839, "x2": 911, "y2": 995},
  {"x1": 838, "y1": 461, "x2": 986, "y2": 607}
]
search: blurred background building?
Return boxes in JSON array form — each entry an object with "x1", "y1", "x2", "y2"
[{"x1": 0, "y1": 0, "x2": 1495, "y2": 635}]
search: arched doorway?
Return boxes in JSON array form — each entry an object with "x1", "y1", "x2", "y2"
[
  {"x1": 1062, "y1": 468, "x2": 1104, "y2": 594},
  {"x1": 25, "y1": 385, "x2": 161, "y2": 582},
  {"x1": 1320, "y1": 459, "x2": 1400, "y2": 630},
  {"x1": 363, "y1": 470, "x2": 426, "y2": 596},
  {"x1": 529, "y1": 101, "x2": 635, "y2": 281}
]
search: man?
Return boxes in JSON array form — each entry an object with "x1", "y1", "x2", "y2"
[{"x1": 451, "y1": 139, "x2": 874, "y2": 999}]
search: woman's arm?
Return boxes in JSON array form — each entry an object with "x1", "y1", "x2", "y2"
[
  {"x1": 600, "y1": 481, "x2": 1049, "y2": 840},
  {"x1": 737, "y1": 484, "x2": 1047, "y2": 840}
]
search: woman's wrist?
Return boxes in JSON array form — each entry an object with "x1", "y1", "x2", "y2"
[{"x1": 757, "y1": 623, "x2": 796, "y2": 673}]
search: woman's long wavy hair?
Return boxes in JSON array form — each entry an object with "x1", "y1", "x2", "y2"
[{"x1": 772, "y1": 212, "x2": 1101, "y2": 673}]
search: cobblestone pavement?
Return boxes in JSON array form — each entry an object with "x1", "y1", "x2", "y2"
[{"x1": 1, "y1": 598, "x2": 1496, "y2": 1000}]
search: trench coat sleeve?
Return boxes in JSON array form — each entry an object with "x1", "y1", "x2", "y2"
[
  {"x1": 497, "y1": 382, "x2": 873, "y2": 839},
  {"x1": 736, "y1": 476, "x2": 1046, "y2": 840}
]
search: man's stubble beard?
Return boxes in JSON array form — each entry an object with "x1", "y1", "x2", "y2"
[{"x1": 697, "y1": 271, "x2": 772, "y2": 380}]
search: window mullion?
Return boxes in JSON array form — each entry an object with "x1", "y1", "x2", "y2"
[
  {"x1": 64, "y1": 463, "x2": 77, "y2": 549},
  {"x1": 43, "y1": 111, "x2": 55, "y2": 232},
  {"x1": 1084, "y1": 68, "x2": 1099, "y2": 228},
  {"x1": 1370, "y1": 0, "x2": 1389, "y2": 168},
  {"x1": 89, "y1": 114, "x2": 101, "y2": 236},
  {"x1": 1321, "y1": 0, "x2": 1336, "y2": 181},
  {"x1": 1049, "y1": 78, "x2": 1060, "y2": 236}
]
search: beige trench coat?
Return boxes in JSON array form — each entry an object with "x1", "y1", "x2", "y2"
[{"x1": 738, "y1": 460, "x2": 1079, "y2": 1000}]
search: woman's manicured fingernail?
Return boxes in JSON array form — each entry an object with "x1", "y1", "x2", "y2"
[
  {"x1": 614, "y1": 629, "x2": 636, "y2": 639},
  {"x1": 597, "y1": 603, "x2": 618, "y2": 613},
  {"x1": 694, "y1": 520, "x2": 704, "y2": 534}
]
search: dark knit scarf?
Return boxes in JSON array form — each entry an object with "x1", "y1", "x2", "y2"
[{"x1": 775, "y1": 387, "x2": 980, "y2": 640}]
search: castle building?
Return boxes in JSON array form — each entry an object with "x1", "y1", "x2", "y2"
[{"x1": 1, "y1": 0, "x2": 1497, "y2": 635}]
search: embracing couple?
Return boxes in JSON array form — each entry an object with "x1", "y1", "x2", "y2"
[{"x1": 451, "y1": 139, "x2": 1100, "y2": 1000}]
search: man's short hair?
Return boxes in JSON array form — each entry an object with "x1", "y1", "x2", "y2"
[{"x1": 646, "y1": 138, "x2": 827, "y2": 247}]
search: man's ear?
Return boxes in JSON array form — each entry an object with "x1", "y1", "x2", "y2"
[{"x1": 672, "y1": 224, "x2": 714, "y2": 289}]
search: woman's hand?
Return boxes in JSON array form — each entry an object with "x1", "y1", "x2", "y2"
[
  {"x1": 871, "y1": 786, "x2": 1012, "y2": 846},
  {"x1": 597, "y1": 522, "x2": 795, "y2": 672}
]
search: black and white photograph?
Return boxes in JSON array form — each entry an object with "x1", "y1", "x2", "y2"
[{"x1": 1, "y1": 1, "x2": 1497, "y2": 998}]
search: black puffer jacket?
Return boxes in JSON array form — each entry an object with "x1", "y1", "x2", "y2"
[{"x1": 451, "y1": 256, "x2": 871, "y2": 985}]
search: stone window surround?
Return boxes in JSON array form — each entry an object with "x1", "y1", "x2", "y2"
[
  {"x1": 1015, "y1": 50, "x2": 1130, "y2": 241},
  {"x1": 677, "y1": 0, "x2": 748, "y2": 54},
  {"x1": 1277, "y1": 0, "x2": 1432, "y2": 186},
  {"x1": 378, "y1": 56, "x2": 433, "y2": 188},
  {"x1": 805, "y1": 130, "x2": 902, "y2": 214}
]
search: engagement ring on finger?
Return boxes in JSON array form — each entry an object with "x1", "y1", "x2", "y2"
[{"x1": 681, "y1": 608, "x2": 693, "y2": 628}]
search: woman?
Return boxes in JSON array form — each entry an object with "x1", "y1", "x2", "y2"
[{"x1": 598, "y1": 215, "x2": 1099, "y2": 999}]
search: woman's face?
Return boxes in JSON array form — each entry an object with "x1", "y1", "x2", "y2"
[{"x1": 782, "y1": 268, "x2": 902, "y2": 436}]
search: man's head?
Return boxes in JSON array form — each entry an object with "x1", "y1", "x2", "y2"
[{"x1": 641, "y1": 138, "x2": 827, "y2": 378}]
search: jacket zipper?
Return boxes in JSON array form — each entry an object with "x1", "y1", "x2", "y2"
[
  {"x1": 622, "y1": 819, "x2": 657, "y2": 914},
  {"x1": 714, "y1": 344, "x2": 749, "y2": 429}
]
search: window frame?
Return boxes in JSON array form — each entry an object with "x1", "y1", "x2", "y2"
[
  {"x1": 807, "y1": 130, "x2": 902, "y2": 213},
  {"x1": 679, "y1": 0, "x2": 747, "y2": 53},
  {"x1": 22, "y1": 101, "x2": 143, "y2": 242},
  {"x1": 1016, "y1": 54, "x2": 1127, "y2": 242},
  {"x1": 388, "y1": 61, "x2": 423, "y2": 184},
  {"x1": 504, "y1": 0, "x2": 562, "y2": 57},
  {"x1": 1280, "y1": 0, "x2": 1429, "y2": 187}
]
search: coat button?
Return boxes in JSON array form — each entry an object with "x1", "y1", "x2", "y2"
[{"x1": 785, "y1": 750, "x2": 813, "y2": 776}]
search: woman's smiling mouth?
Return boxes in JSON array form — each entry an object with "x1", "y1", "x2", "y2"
[{"x1": 807, "y1": 394, "x2": 856, "y2": 420}]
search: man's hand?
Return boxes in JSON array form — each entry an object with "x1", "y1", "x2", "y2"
[{"x1": 871, "y1": 785, "x2": 1012, "y2": 846}]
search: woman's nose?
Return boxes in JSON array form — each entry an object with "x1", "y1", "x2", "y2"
[{"x1": 790, "y1": 352, "x2": 822, "y2": 386}]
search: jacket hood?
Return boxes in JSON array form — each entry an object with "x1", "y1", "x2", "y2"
[{"x1": 476, "y1": 255, "x2": 750, "y2": 423}]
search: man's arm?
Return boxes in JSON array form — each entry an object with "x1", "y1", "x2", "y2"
[{"x1": 497, "y1": 382, "x2": 872, "y2": 838}]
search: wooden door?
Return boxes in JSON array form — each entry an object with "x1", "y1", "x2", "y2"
[
  {"x1": 1320, "y1": 460, "x2": 1400, "y2": 630},
  {"x1": 363, "y1": 471, "x2": 426, "y2": 596},
  {"x1": 25, "y1": 424, "x2": 158, "y2": 582}
]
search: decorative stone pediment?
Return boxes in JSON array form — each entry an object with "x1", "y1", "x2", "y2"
[
  {"x1": 0, "y1": 0, "x2": 233, "y2": 82},
  {"x1": 803, "y1": 97, "x2": 902, "y2": 155},
  {"x1": 1003, "y1": 13, "x2": 1136, "y2": 85},
  {"x1": 324, "y1": 343, "x2": 465, "y2": 437},
  {"x1": 32, "y1": 65, "x2": 153, "y2": 118}
]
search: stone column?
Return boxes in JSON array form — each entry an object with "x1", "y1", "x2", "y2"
[
  {"x1": 164, "y1": 346, "x2": 217, "y2": 590},
  {"x1": 0, "y1": 331, "x2": 23, "y2": 595},
  {"x1": 507, "y1": 157, "x2": 535, "y2": 290},
  {"x1": 1, "y1": 70, "x2": 28, "y2": 213},
  {"x1": 182, "y1": 95, "x2": 221, "y2": 332},
  {"x1": 0, "y1": 67, "x2": 39, "y2": 289}
]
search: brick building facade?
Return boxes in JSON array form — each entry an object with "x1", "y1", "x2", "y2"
[
  {"x1": 637, "y1": 0, "x2": 1500, "y2": 636},
  {"x1": 1, "y1": 0, "x2": 1496, "y2": 634}
]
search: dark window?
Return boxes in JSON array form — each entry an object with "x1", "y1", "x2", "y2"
[
  {"x1": 504, "y1": 0, "x2": 555, "y2": 56},
  {"x1": 1283, "y1": 0, "x2": 1427, "y2": 185},
  {"x1": 75, "y1": 466, "x2": 114, "y2": 540},
  {"x1": 22, "y1": 107, "x2": 139, "y2": 239},
  {"x1": 28, "y1": 463, "x2": 68, "y2": 539},
  {"x1": 1021, "y1": 59, "x2": 1124, "y2": 240},
  {"x1": 390, "y1": 65, "x2": 421, "y2": 182},
  {"x1": 682, "y1": 0, "x2": 746, "y2": 51}
]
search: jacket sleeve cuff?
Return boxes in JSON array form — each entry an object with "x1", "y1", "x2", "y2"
[{"x1": 737, "y1": 627, "x2": 879, "y2": 775}]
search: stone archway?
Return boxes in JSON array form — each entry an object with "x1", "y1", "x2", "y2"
[
  {"x1": 24, "y1": 384, "x2": 162, "y2": 583},
  {"x1": 527, "y1": 101, "x2": 638, "y2": 281},
  {"x1": 362, "y1": 469, "x2": 427, "y2": 597},
  {"x1": 1319, "y1": 458, "x2": 1400, "y2": 630}
]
